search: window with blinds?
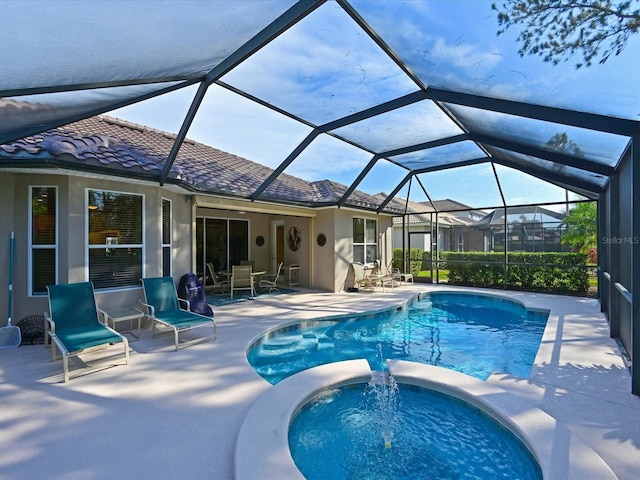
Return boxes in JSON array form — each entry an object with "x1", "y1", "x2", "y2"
[
  {"x1": 87, "y1": 189, "x2": 144, "y2": 289},
  {"x1": 162, "y1": 198, "x2": 171, "y2": 277},
  {"x1": 30, "y1": 186, "x2": 57, "y2": 295},
  {"x1": 353, "y1": 217, "x2": 377, "y2": 264}
]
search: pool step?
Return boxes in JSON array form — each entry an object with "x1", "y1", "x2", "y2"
[
  {"x1": 263, "y1": 333, "x2": 319, "y2": 351},
  {"x1": 262, "y1": 337, "x2": 302, "y2": 351}
]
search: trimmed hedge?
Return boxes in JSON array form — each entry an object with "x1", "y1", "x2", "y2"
[
  {"x1": 441, "y1": 251, "x2": 589, "y2": 294},
  {"x1": 393, "y1": 248, "x2": 427, "y2": 276}
]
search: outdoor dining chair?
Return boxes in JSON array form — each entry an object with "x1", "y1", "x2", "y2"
[
  {"x1": 45, "y1": 281, "x2": 130, "y2": 382},
  {"x1": 230, "y1": 265, "x2": 255, "y2": 299},
  {"x1": 206, "y1": 262, "x2": 230, "y2": 292},
  {"x1": 259, "y1": 262, "x2": 283, "y2": 294}
]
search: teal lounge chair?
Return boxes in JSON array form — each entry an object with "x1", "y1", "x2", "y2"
[
  {"x1": 140, "y1": 277, "x2": 217, "y2": 350},
  {"x1": 45, "y1": 282, "x2": 130, "y2": 383}
]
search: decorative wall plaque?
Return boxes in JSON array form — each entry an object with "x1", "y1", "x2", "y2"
[
  {"x1": 288, "y1": 226, "x2": 301, "y2": 251},
  {"x1": 316, "y1": 233, "x2": 326, "y2": 246},
  {"x1": 256, "y1": 235, "x2": 265, "y2": 246}
]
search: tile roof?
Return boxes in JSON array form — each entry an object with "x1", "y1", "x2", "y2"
[
  {"x1": 428, "y1": 199, "x2": 474, "y2": 211},
  {"x1": 385, "y1": 194, "x2": 477, "y2": 227},
  {"x1": 0, "y1": 114, "x2": 406, "y2": 213}
]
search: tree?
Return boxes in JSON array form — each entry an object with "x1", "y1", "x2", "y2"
[
  {"x1": 561, "y1": 201, "x2": 597, "y2": 257},
  {"x1": 493, "y1": 0, "x2": 640, "y2": 68}
]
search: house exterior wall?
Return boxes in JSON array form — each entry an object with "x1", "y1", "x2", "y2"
[
  {"x1": 250, "y1": 213, "x2": 270, "y2": 272},
  {"x1": 11, "y1": 174, "x2": 70, "y2": 325},
  {"x1": 312, "y1": 209, "x2": 336, "y2": 292},
  {"x1": 377, "y1": 215, "x2": 393, "y2": 269},
  {"x1": 335, "y1": 209, "x2": 393, "y2": 292},
  {"x1": 0, "y1": 171, "x2": 395, "y2": 327},
  {"x1": 392, "y1": 223, "x2": 431, "y2": 251},
  {"x1": 281, "y1": 216, "x2": 310, "y2": 287},
  {"x1": 4, "y1": 173, "x2": 195, "y2": 324}
]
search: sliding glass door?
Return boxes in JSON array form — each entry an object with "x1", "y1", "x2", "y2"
[{"x1": 196, "y1": 217, "x2": 249, "y2": 286}]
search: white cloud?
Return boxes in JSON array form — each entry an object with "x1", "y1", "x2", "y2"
[{"x1": 430, "y1": 37, "x2": 502, "y2": 71}]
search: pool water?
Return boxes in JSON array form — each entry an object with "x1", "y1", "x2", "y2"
[
  {"x1": 289, "y1": 380, "x2": 542, "y2": 480},
  {"x1": 248, "y1": 292, "x2": 549, "y2": 384}
]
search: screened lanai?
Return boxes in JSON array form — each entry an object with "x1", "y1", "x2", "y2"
[{"x1": 1, "y1": 0, "x2": 639, "y2": 393}]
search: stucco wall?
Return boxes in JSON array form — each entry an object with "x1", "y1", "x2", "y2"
[
  {"x1": 2, "y1": 171, "x2": 396, "y2": 324},
  {"x1": 281, "y1": 217, "x2": 310, "y2": 287},
  {"x1": 393, "y1": 224, "x2": 431, "y2": 252},
  {"x1": 5, "y1": 174, "x2": 195, "y2": 323},
  {"x1": 312, "y1": 209, "x2": 336, "y2": 291},
  {"x1": 10, "y1": 174, "x2": 70, "y2": 324},
  {"x1": 334, "y1": 209, "x2": 393, "y2": 292}
]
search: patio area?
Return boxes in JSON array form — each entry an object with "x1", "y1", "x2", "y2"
[{"x1": 1, "y1": 285, "x2": 638, "y2": 479}]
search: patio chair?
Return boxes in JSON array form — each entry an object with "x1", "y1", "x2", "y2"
[
  {"x1": 366, "y1": 261, "x2": 394, "y2": 292},
  {"x1": 399, "y1": 271, "x2": 414, "y2": 284},
  {"x1": 259, "y1": 262, "x2": 283, "y2": 294},
  {"x1": 45, "y1": 282, "x2": 130, "y2": 382},
  {"x1": 383, "y1": 262, "x2": 402, "y2": 287},
  {"x1": 230, "y1": 265, "x2": 255, "y2": 299},
  {"x1": 388, "y1": 261, "x2": 413, "y2": 285},
  {"x1": 390, "y1": 267, "x2": 402, "y2": 285},
  {"x1": 351, "y1": 263, "x2": 374, "y2": 291},
  {"x1": 377, "y1": 271, "x2": 395, "y2": 292},
  {"x1": 206, "y1": 262, "x2": 230, "y2": 292},
  {"x1": 140, "y1": 277, "x2": 216, "y2": 350}
]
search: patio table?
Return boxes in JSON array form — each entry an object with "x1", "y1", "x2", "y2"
[{"x1": 99, "y1": 307, "x2": 144, "y2": 341}]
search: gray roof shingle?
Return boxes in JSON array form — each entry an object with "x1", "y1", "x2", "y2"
[{"x1": 0, "y1": 114, "x2": 407, "y2": 213}]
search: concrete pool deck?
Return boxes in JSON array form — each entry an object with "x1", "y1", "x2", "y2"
[{"x1": 0, "y1": 284, "x2": 638, "y2": 479}]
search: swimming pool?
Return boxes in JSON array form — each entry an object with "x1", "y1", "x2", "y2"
[{"x1": 247, "y1": 292, "x2": 549, "y2": 384}]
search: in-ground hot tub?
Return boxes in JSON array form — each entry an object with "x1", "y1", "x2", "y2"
[{"x1": 235, "y1": 359, "x2": 616, "y2": 480}]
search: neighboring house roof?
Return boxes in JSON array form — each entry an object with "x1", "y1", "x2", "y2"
[
  {"x1": 384, "y1": 194, "x2": 476, "y2": 228},
  {"x1": 472, "y1": 205, "x2": 566, "y2": 228},
  {"x1": 424, "y1": 199, "x2": 474, "y2": 212},
  {"x1": 0, "y1": 115, "x2": 403, "y2": 214}
]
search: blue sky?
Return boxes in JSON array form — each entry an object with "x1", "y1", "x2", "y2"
[{"x1": 111, "y1": 0, "x2": 638, "y2": 209}]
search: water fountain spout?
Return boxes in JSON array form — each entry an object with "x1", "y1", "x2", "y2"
[
  {"x1": 382, "y1": 429, "x2": 394, "y2": 449},
  {"x1": 368, "y1": 368, "x2": 401, "y2": 451}
]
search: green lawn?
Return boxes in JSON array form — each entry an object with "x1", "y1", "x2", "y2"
[{"x1": 417, "y1": 269, "x2": 449, "y2": 281}]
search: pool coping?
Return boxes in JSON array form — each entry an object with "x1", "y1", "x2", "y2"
[{"x1": 234, "y1": 359, "x2": 616, "y2": 479}]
